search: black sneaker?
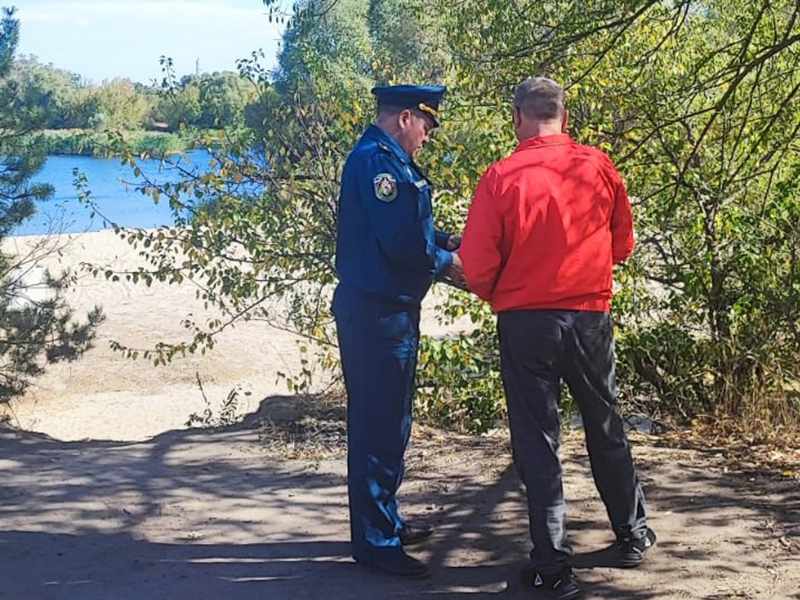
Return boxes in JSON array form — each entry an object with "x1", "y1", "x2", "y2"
[
  {"x1": 399, "y1": 523, "x2": 434, "y2": 546},
  {"x1": 531, "y1": 565, "x2": 582, "y2": 600},
  {"x1": 616, "y1": 528, "x2": 657, "y2": 568}
]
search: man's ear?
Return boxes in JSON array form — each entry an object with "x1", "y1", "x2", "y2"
[
  {"x1": 513, "y1": 106, "x2": 522, "y2": 129},
  {"x1": 398, "y1": 108, "x2": 413, "y2": 130},
  {"x1": 561, "y1": 109, "x2": 570, "y2": 133}
]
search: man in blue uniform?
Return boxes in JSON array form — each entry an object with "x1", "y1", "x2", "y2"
[{"x1": 332, "y1": 85, "x2": 464, "y2": 578}]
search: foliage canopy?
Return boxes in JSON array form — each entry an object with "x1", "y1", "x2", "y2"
[{"x1": 96, "y1": 0, "x2": 800, "y2": 437}]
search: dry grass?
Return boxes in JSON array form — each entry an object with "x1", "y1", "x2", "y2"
[
  {"x1": 660, "y1": 415, "x2": 800, "y2": 483},
  {"x1": 253, "y1": 393, "x2": 347, "y2": 460},
  {"x1": 249, "y1": 391, "x2": 799, "y2": 486}
]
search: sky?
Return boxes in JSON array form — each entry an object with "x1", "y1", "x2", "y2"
[{"x1": 13, "y1": 0, "x2": 286, "y2": 84}]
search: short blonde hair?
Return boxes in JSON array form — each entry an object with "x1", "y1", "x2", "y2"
[{"x1": 514, "y1": 77, "x2": 564, "y2": 122}]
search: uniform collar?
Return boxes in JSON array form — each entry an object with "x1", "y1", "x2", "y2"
[
  {"x1": 365, "y1": 124, "x2": 411, "y2": 165},
  {"x1": 514, "y1": 133, "x2": 573, "y2": 153}
]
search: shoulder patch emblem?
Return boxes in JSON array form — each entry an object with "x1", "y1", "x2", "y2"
[{"x1": 373, "y1": 173, "x2": 398, "y2": 202}]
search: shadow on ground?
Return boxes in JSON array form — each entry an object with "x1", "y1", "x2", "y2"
[{"x1": 1, "y1": 395, "x2": 798, "y2": 600}]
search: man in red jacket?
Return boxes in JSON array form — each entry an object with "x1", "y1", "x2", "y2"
[{"x1": 459, "y1": 77, "x2": 655, "y2": 600}]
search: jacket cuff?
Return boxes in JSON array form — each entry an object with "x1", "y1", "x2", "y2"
[
  {"x1": 434, "y1": 230, "x2": 452, "y2": 249},
  {"x1": 434, "y1": 247, "x2": 453, "y2": 278}
]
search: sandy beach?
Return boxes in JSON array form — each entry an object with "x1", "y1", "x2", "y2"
[
  {"x1": 1, "y1": 229, "x2": 317, "y2": 440},
  {"x1": 2, "y1": 229, "x2": 468, "y2": 442}
]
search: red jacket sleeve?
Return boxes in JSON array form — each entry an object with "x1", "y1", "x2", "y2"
[
  {"x1": 460, "y1": 168, "x2": 503, "y2": 301},
  {"x1": 609, "y1": 167, "x2": 635, "y2": 264}
]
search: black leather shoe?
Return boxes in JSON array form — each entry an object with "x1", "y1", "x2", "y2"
[
  {"x1": 399, "y1": 523, "x2": 434, "y2": 546},
  {"x1": 356, "y1": 551, "x2": 431, "y2": 578}
]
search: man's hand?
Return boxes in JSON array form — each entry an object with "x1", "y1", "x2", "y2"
[
  {"x1": 443, "y1": 251, "x2": 468, "y2": 290},
  {"x1": 446, "y1": 234, "x2": 462, "y2": 251}
]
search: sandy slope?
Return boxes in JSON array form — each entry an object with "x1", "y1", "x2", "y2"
[{"x1": 2, "y1": 230, "x2": 315, "y2": 440}]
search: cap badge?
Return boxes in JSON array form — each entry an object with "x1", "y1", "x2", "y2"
[
  {"x1": 417, "y1": 103, "x2": 438, "y2": 118},
  {"x1": 374, "y1": 173, "x2": 398, "y2": 202}
]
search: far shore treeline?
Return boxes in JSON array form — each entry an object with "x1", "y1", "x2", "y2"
[{"x1": 12, "y1": 54, "x2": 262, "y2": 156}]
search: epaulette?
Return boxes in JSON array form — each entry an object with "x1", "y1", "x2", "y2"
[{"x1": 377, "y1": 141, "x2": 409, "y2": 164}]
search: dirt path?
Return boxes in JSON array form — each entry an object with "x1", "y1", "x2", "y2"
[{"x1": 2, "y1": 398, "x2": 798, "y2": 600}]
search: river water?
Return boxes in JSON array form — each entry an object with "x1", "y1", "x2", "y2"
[{"x1": 14, "y1": 150, "x2": 212, "y2": 236}]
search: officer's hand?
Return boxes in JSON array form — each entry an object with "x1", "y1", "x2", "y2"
[
  {"x1": 445, "y1": 252, "x2": 468, "y2": 290},
  {"x1": 446, "y1": 234, "x2": 462, "y2": 251}
]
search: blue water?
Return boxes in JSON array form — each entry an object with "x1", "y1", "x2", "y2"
[{"x1": 13, "y1": 150, "x2": 213, "y2": 236}]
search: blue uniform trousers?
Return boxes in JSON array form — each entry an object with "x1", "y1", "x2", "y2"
[
  {"x1": 497, "y1": 309, "x2": 648, "y2": 573},
  {"x1": 333, "y1": 284, "x2": 421, "y2": 560}
]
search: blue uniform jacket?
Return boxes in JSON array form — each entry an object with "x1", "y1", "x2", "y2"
[{"x1": 334, "y1": 124, "x2": 453, "y2": 306}]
